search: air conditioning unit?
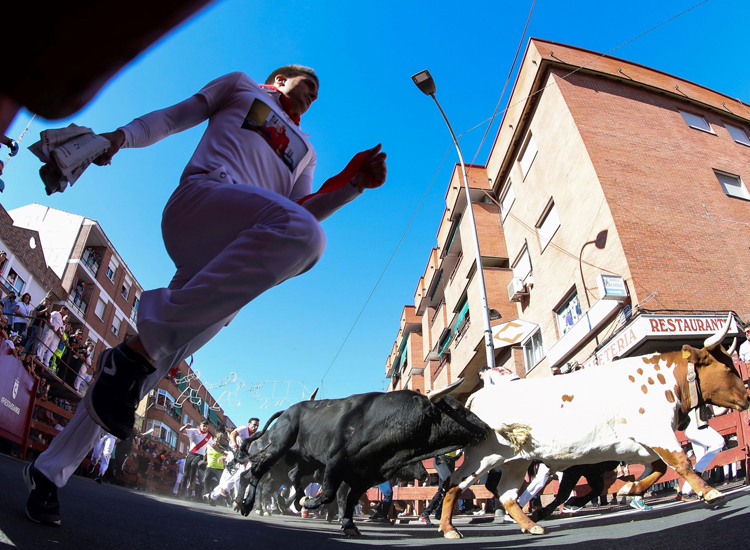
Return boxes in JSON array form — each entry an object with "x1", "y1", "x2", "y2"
[{"x1": 507, "y1": 277, "x2": 528, "y2": 302}]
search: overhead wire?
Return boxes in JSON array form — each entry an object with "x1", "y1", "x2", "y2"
[
  {"x1": 318, "y1": 145, "x2": 453, "y2": 385},
  {"x1": 318, "y1": 0, "x2": 712, "y2": 386}
]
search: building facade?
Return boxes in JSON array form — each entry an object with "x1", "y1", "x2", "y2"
[
  {"x1": 387, "y1": 38, "x2": 750, "y2": 394},
  {"x1": 10, "y1": 204, "x2": 142, "y2": 366},
  {"x1": 9, "y1": 203, "x2": 235, "y2": 449}
]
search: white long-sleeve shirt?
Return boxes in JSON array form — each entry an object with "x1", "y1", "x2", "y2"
[{"x1": 119, "y1": 72, "x2": 360, "y2": 221}]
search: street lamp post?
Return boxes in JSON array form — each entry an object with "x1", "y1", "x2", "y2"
[
  {"x1": 578, "y1": 229, "x2": 609, "y2": 308},
  {"x1": 412, "y1": 69, "x2": 496, "y2": 370}
]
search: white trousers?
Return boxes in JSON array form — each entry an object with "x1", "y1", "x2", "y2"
[
  {"x1": 518, "y1": 464, "x2": 563, "y2": 508},
  {"x1": 91, "y1": 433, "x2": 116, "y2": 476},
  {"x1": 35, "y1": 169, "x2": 326, "y2": 488},
  {"x1": 681, "y1": 422, "x2": 724, "y2": 495},
  {"x1": 40, "y1": 327, "x2": 60, "y2": 365},
  {"x1": 211, "y1": 462, "x2": 250, "y2": 500},
  {"x1": 173, "y1": 473, "x2": 184, "y2": 494}
]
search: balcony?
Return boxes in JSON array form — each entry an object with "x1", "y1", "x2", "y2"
[
  {"x1": 81, "y1": 248, "x2": 101, "y2": 276},
  {"x1": 68, "y1": 291, "x2": 88, "y2": 316}
]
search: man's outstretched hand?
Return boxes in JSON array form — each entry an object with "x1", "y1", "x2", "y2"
[
  {"x1": 94, "y1": 129, "x2": 126, "y2": 166},
  {"x1": 352, "y1": 144, "x2": 387, "y2": 192}
]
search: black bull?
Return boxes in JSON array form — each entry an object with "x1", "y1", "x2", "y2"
[{"x1": 235, "y1": 388, "x2": 490, "y2": 534}]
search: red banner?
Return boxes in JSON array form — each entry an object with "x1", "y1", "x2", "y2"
[{"x1": 0, "y1": 343, "x2": 37, "y2": 444}]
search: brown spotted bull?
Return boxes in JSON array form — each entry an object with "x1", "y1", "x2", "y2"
[{"x1": 438, "y1": 313, "x2": 748, "y2": 538}]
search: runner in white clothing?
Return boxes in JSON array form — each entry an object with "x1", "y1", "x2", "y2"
[
  {"x1": 173, "y1": 458, "x2": 186, "y2": 497},
  {"x1": 207, "y1": 418, "x2": 260, "y2": 505},
  {"x1": 179, "y1": 420, "x2": 213, "y2": 495},
  {"x1": 23, "y1": 64, "x2": 388, "y2": 526}
]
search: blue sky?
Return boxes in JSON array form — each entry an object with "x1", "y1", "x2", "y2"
[{"x1": 2, "y1": 0, "x2": 749, "y2": 425}]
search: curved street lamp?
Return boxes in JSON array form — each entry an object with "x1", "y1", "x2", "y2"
[{"x1": 412, "y1": 69, "x2": 496, "y2": 370}]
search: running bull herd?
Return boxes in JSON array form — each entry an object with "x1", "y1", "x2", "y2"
[{"x1": 232, "y1": 313, "x2": 748, "y2": 538}]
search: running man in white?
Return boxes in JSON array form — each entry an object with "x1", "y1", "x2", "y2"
[
  {"x1": 90, "y1": 433, "x2": 116, "y2": 484},
  {"x1": 677, "y1": 409, "x2": 727, "y2": 501},
  {"x1": 179, "y1": 420, "x2": 213, "y2": 495},
  {"x1": 173, "y1": 457, "x2": 186, "y2": 497},
  {"x1": 206, "y1": 418, "x2": 259, "y2": 505},
  {"x1": 24, "y1": 65, "x2": 387, "y2": 525}
]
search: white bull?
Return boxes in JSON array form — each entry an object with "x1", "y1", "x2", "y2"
[{"x1": 439, "y1": 313, "x2": 749, "y2": 538}]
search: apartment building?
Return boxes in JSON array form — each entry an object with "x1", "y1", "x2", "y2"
[
  {"x1": 8, "y1": 203, "x2": 235, "y2": 449},
  {"x1": 0, "y1": 204, "x2": 66, "y2": 305},
  {"x1": 137, "y1": 360, "x2": 235, "y2": 453},
  {"x1": 387, "y1": 38, "x2": 750, "y2": 394},
  {"x1": 10, "y1": 204, "x2": 142, "y2": 364}
]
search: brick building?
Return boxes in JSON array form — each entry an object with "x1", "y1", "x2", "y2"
[
  {"x1": 8, "y1": 204, "x2": 234, "y2": 450},
  {"x1": 10, "y1": 204, "x2": 142, "y2": 365},
  {"x1": 0, "y1": 204, "x2": 66, "y2": 305},
  {"x1": 386, "y1": 38, "x2": 750, "y2": 394}
]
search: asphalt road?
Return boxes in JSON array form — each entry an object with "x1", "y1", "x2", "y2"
[{"x1": 2, "y1": 453, "x2": 749, "y2": 550}]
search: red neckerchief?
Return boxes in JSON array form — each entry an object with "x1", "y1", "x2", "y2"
[
  {"x1": 258, "y1": 84, "x2": 301, "y2": 126},
  {"x1": 257, "y1": 85, "x2": 376, "y2": 204}
]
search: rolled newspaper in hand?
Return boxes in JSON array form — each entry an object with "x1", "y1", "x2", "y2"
[{"x1": 30, "y1": 124, "x2": 110, "y2": 195}]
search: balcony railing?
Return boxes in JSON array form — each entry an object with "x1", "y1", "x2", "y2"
[
  {"x1": 81, "y1": 248, "x2": 101, "y2": 276},
  {"x1": 68, "y1": 292, "x2": 88, "y2": 316}
]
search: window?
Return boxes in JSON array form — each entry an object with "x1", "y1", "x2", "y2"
[
  {"x1": 679, "y1": 110, "x2": 712, "y2": 133},
  {"x1": 725, "y1": 123, "x2": 750, "y2": 146},
  {"x1": 7, "y1": 269, "x2": 25, "y2": 294},
  {"x1": 94, "y1": 298, "x2": 106, "y2": 319},
  {"x1": 518, "y1": 134, "x2": 538, "y2": 179},
  {"x1": 183, "y1": 414, "x2": 188, "y2": 424},
  {"x1": 106, "y1": 259, "x2": 119, "y2": 282},
  {"x1": 555, "y1": 291, "x2": 582, "y2": 336},
  {"x1": 500, "y1": 181, "x2": 515, "y2": 221},
  {"x1": 145, "y1": 419, "x2": 178, "y2": 449},
  {"x1": 155, "y1": 389, "x2": 175, "y2": 411},
  {"x1": 522, "y1": 329, "x2": 545, "y2": 372},
  {"x1": 512, "y1": 245, "x2": 532, "y2": 281},
  {"x1": 121, "y1": 284, "x2": 130, "y2": 299},
  {"x1": 714, "y1": 170, "x2": 750, "y2": 200},
  {"x1": 537, "y1": 202, "x2": 560, "y2": 251},
  {"x1": 179, "y1": 442, "x2": 185, "y2": 454},
  {"x1": 111, "y1": 315, "x2": 122, "y2": 336}
]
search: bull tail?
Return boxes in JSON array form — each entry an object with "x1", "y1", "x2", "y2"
[{"x1": 496, "y1": 423, "x2": 532, "y2": 452}]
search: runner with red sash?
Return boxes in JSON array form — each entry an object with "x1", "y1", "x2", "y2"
[{"x1": 179, "y1": 420, "x2": 214, "y2": 498}]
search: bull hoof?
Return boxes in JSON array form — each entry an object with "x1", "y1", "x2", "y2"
[
  {"x1": 528, "y1": 525, "x2": 546, "y2": 535},
  {"x1": 442, "y1": 530, "x2": 463, "y2": 539},
  {"x1": 617, "y1": 482, "x2": 635, "y2": 496},
  {"x1": 232, "y1": 502, "x2": 240, "y2": 512},
  {"x1": 704, "y1": 489, "x2": 725, "y2": 505},
  {"x1": 343, "y1": 526, "x2": 361, "y2": 536}
]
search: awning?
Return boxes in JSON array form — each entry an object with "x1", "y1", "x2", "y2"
[{"x1": 491, "y1": 319, "x2": 539, "y2": 349}]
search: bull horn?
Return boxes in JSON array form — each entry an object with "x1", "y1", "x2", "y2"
[
  {"x1": 428, "y1": 378, "x2": 465, "y2": 402},
  {"x1": 704, "y1": 313, "x2": 733, "y2": 350},
  {"x1": 308, "y1": 388, "x2": 319, "y2": 401},
  {"x1": 727, "y1": 337, "x2": 738, "y2": 356}
]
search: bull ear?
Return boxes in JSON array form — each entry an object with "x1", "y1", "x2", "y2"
[
  {"x1": 428, "y1": 378, "x2": 465, "y2": 402},
  {"x1": 682, "y1": 345, "x2": 700, "y2": 365},
  {"x1": 704, "y1": 312, "x2": 732, "y2": 350}
]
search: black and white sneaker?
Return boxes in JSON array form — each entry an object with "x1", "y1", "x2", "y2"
[
  {"x1": 24, "y1": 463, "x2": 61, "y2": 526},
  {"x1": 85, "y1": 343, "x2": 155, "y2": 439}
]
